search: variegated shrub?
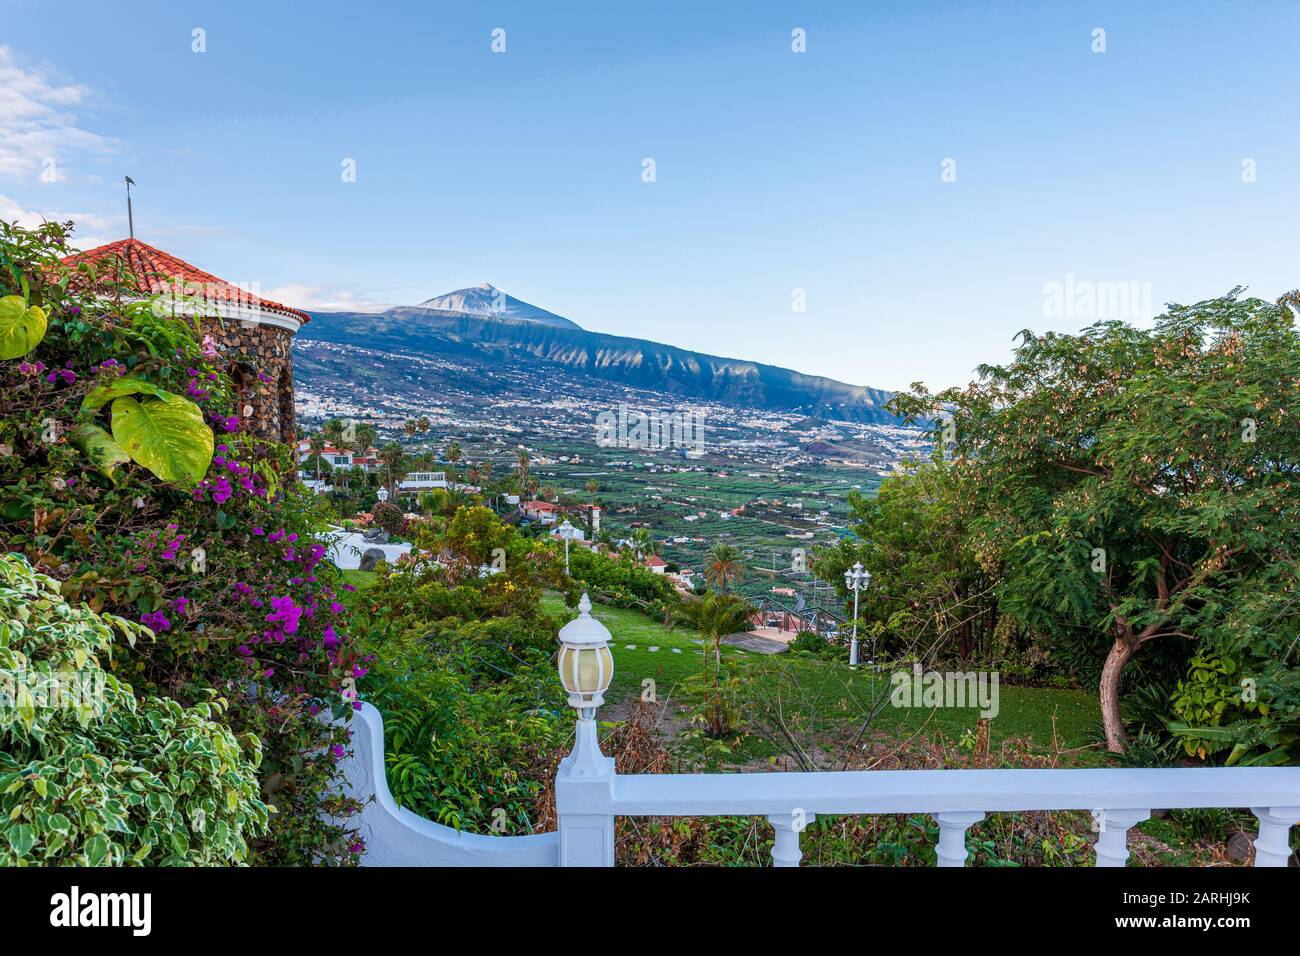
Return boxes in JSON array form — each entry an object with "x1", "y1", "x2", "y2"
[{"x1": 0, "y1": 553, "x2": 269, "y2": 865}]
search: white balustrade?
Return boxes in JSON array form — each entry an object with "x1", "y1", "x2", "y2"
[
  {"x1": 335, "y1": 596, "x2": 1300, "y2": 868},
  {"x1": 1091, "y1": 808, "x2": 1150, "y2": 867},
  {"x1": 769, "y1": 812, "x2": 814, "y2": 867},
  {"x1": 934, "y1": 811, "x2": 984, "y2": 867},
  {"x1": 1251, "y1": 806, "x2": 1300, "y2": 867}
]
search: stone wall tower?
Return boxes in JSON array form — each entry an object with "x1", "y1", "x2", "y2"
[{"x1": 62, "y1": 239, "x2": 310, "y2": 444}]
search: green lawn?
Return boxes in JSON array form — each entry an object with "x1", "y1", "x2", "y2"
[
  {"x1": 338, "y1": 568, "x2": 378, "y2": 592},
  {"x1": 542, "y1": 594, "x2": 750, "y2": 704},
  {"x1": 543, "y1": 593, "x2": 1102, "y2": 758}
]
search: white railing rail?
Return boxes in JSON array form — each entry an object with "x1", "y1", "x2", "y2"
[
  {"x1": 555, "y1": 760, "x2": 1300, "y2": 867},
  {"x1": 338, "y1": 701, "x2": 1300, "y2": 868}
]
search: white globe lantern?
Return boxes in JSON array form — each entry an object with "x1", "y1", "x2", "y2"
[
  {"x1": 557, "y1": 593, "x2": 613, "y2": 710},
  {"x1": 557, "y1": 593, "x2": 616, "y2": 780}
]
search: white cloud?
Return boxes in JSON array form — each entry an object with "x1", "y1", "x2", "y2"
[
  {"x1": 263, "y1": 283, "x2": 394, "y2": 313},
  {"x1": 0, "y1": 193, "x2": 122, "y2": 249},
  {"x1": 0, "y1": 46, "x2": 116, "y2": 182}
]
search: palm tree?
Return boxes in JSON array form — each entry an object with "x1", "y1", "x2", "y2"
[
  {"x1": 403, "y1": 418, "x2": 419, "y2": 439},
  {"x1": 479, "y1": 459, "x2": 494, "y2": 486},
  {"x1": 539, "y1": 484, "x2": 558, "y2": 503},
  {"x1": 307, "y1": 432, "x2": 326, "y2": 483},
  {"x1": 354, "y1": 423, "x2": 377, "y2": 456},
  {"x1": 347, "y1": 423, "x2": 377, "y2": 498},
  {"x1": 515, "y1": 448, "x2": 530, "y2": 491},
  {"x1": 378, "y1": 441, "x2": 407, "y2": 499},
  {"x1": 678, "y1": 592, "x2": 756, "y2": 737},
  {"x1": 445, "y1": 441, "x2": 462, "y2": 483},
  {"x1": 629, "y1": 527, "x2": 656, "y2": 562},
  {"x1": 585, "y1": 479, "x2": 599, "y2": 502},
  {"x1": 416, "y1": 416, "x2": 430, "y2": 435},
  {"x1": 319, "y1": 419, "x2": 346, "y2": 492},
  {"x1": 705, "y1": 543, "x2": 742, "y2": 593},
  {"x1": 321, "y1": 417, "x2": 345, "y2": 450}
]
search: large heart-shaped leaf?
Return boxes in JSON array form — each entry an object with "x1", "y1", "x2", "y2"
[
  {"x1": 110, "y1": 393, "x2": 213, "y2": 488},
  {"x1": 81, "y1": 375, "x2": 174, "y2": 414},
  {"x1": 0, "y1": 295, "x2": 48, "y2": 360},
  {"x1": 73, "y1": 424, "x2": 132, "y2": 480}
]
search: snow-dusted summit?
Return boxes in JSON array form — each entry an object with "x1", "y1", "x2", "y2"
[{"x1": 414, "y1": 282, "x2": 581, "y2": 330}]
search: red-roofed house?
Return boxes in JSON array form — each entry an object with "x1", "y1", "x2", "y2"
[
  {"x1": 61, "y1": 238, "x2": 310, "y2": 443},
  {"x1": 522, "y1": 500, "x2": 559, "y2": 524},
  {"x1": 644, "y1": 555, "x2": 668, "y2": 574}
]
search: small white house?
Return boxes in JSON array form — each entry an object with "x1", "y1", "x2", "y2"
[
  {"x1": 399, "y1": 471, "x2": 449, "y2": 492},
  {"x1": 555, "y1": 522, "x2": 586, "y2": 542}
]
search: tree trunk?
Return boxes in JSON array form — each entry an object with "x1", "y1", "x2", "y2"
[{"x1": 1099, "y1": 636, "x2": 1137, "y2": 753}]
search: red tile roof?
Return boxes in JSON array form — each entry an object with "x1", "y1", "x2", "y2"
[
  {"x1": 60, "y1": 238, "x2": 310, "y2": 324},
  {"x1": 645, "y1": 555, "x2": 668, "y2": 567}
]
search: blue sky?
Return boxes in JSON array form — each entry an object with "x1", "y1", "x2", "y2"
[{"x1": 2, "y1": 0, "x2": 1297, "y2": 391}]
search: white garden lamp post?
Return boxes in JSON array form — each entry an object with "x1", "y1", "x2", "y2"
[
  {"x1": 376, "y1": 486, "x2": 389, "y2": 504},
  {"x1": 844, "y1": 561, "x2": 869, "y2": 669},
  {"x1": 556, "y1": 594, "x2": 614, "y2": 778},
  {"x1": 558, "y1": 519, "x2": 575, "y2": 575}
]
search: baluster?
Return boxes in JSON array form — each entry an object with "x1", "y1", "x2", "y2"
[
  {"x1": 933, "y1": 811, "x2": 984, "y2": 867},
  {"x1": 1250, "y1": 807, "x2": 1300, "y2": 868},
  {"x1": 1092, "y1": 808, "x2": 1150, "y2": 867},
  {"x1": 769, "y1": 811, "x2": 814, "y2": 867}
]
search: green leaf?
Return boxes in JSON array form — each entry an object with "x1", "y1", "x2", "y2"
[
  {"x1": 73, "y1": 424, "x2": 132, "y2": 480},
  {"x1": 170, "y1": 830, "x2": 189, "y2": 856},
  {"x1": 0, "y1": 295, "x2": 48, "y2": 359},
  {"x1": 7, "y1": 823, "x2": 36, "y2": 857},
  {"x1": 84, "y1": 833, "x2": 108, "y2": 865},
  {"x1": 110, "y1": 393, "x2": 213, "y2": 488},
  {"x1": 80, "y1": 375, "x2": 174, "y2": 414}
]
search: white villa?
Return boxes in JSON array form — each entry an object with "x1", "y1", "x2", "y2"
[
  {"x1": 297, "y1": 440, "x2": 380, "y2": 473},
  {"x1": 399, "y1": 471, "x2": 449, "y2": 492}
]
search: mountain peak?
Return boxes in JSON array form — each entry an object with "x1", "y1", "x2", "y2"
[{"x1": 411, "y1": 284, "x2": 580, "y2": 330}]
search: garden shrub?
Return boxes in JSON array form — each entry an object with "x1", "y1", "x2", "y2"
[
  {"x1": 371, "y1": 500, "x2": 405, "y2": 537},
  {"x1": 789, "y1": 630, "x2": 829, "y2": 656},
  {"x1": 567, "y1": 546, "x2": 678, "y2": 618},
  {"x1": 0, "y1": 553, "x2": 268, "y2": 865},
  {"x1": 350, "y1": 507, "x2": 570, "y2": 834}
]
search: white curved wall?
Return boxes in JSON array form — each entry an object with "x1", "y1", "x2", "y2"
[{"x1": 337, "y1": 702, "x2": 558, "y2": 866}]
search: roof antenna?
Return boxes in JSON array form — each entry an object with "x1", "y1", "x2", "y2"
[{"x1": 124, "y1": 176, "x2": 136, "y2": 240}]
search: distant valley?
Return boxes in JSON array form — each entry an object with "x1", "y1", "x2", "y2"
[{"x1": 290, "y1": 284, "x2": 928, "y2": 588}]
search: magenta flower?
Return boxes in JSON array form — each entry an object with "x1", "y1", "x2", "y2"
[
  {"x1": 266, "y1": 594, "x2": 302, "y2": 635},
  {"x1": 141, "y1": 610, "x2": 171, "y2": 632}
]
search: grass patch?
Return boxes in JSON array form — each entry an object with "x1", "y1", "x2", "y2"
[
  {"x1": 339, "y1": 568, "x2": 378, "y2": 592},
  {"x1": 544, "y1": 593, "x2": 1101, "y2": 759}
]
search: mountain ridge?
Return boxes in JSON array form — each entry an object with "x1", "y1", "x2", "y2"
[{"x1": 295, "y1": 285, "x2": 900, "y2": 424}]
